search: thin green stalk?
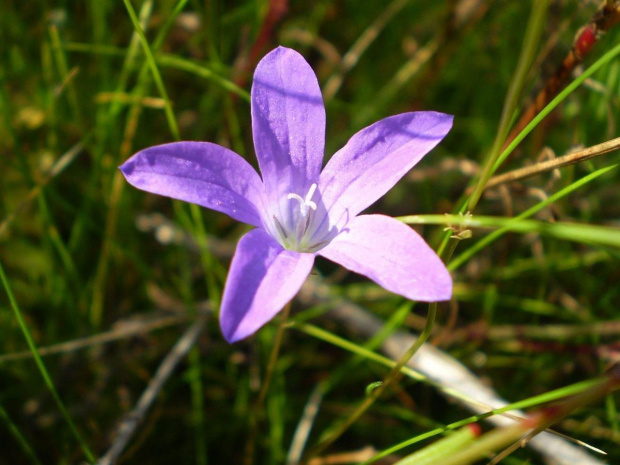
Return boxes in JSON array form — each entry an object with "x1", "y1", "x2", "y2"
[
  {"x1": 68, "y1": 1, "x2": 153, "y2": 256},
  {"x1": 188, "y1": 346, "x2": 208, "y2": 465},
  {"x1": 0, "y1": 260, "x2": 95, "y2": 463},
  {"x1": 399, "y1": 163, "x2": 618, "y2": 271},
  {"x1": 0, "y1": 403, "x2": 43, "y2": 465},
  {"x1": 307, "y1": 303, "x2": 437, "y2": 460},
  {"x1": 344, "y1": 335, "x2": 609, "y2": 416},
  {"x1": 316, "y1": 301, "x2": 414, "y2": 397},
  {"x1": 293, "y1": 323, "x2": 426, "y2": 382},
  {"x1": 106, "y1": 0, "x2": 154, "y2": 122},
  {"x1": 605, "y1": 393, "x2": 619, "y2": 435},
  {"x1": 435, "y1": 375, "x2": 620, "y2": 465},
  {"x1": 189, "y1": 203, "x2": 221, "y2": 307},
  {"x1": 205, "y1": 0, "x2": 222, "y2": 62},
  {"x1": 157, "y1": 54, "x2": 250, "y2": 100},
  {"x1": 224, "y1": 92, "x2": 247, "y2": 155},
  {"x1": 122, "y1": 0, "x2": 180, "y2": 140},
  {"x1": 285, "y1": 297, "x2": 414, "y2": 461},
  {"x1": 399, "y1": 210, "x2": 620, "y2": 251},
  {"x1": 259, "y1": 302, "x2": 294, "y2": 406},
  {"x1": 91, "y1": 0, "x2": 188, "y2": 327},
  {"x1": 297, "y1": 319, "x2": 606, "y2": 463},
  {"x1": 441, "y1": 22, "x2": 620, "y2": 253},
  {"x1": 89, "y1": 0, "x2": 155, "y2": 328},
  {"x1": 37, "y1": 195, "x2": 81, "y2": 302},
  {"x1": 434, "y1": 423, "x2": 529, "y2": 465},
  {"x1": 48, "y1": 25, "x2": 83, "y2": 124},
  {"x1": 178, "y1": 247, "x2": 208, "y2": 465},
  {"x1": 363, "y1": 424, "x2": 480, "y2": 465},
  {"x1": 245, "y1": 301, "x2": 293, "y2": 465},
  {"x1": 394, "y1": 425, "x2": 479, "y2": 465},
  {"x1": 58, "y1": 43, "x2": 249, "y2": 100},
  {"x1": 449, "y1": 163, "x2": 618, "y2": 269},
  {"x1": 91, "y1": 0, "x2": 112, "y2": 170},
  {"x1": 492, "y1": 41, "x2": 620, "y2": 175},
  {"x1": 468, "y1": 0, "x2": 550, "y2": 210},
  {"x1": 41, "y1": 40, "x2": 58, "y2": 151}
]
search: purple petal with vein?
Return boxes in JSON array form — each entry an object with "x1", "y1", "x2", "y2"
[
  {"x1": 319, "y1": 214, "x2": 452, "y2": 302},
  {"x1": 220, "y1": 229, "x2": 315, "y2": 343},
  {"x1": 251, "y1": 46, "x2": 326, "y2": 200},
  {"x1": 319, "y1": 112, "x2": 453, "y2": 229},
  {"x1": 120, "y1": 142, "x2": 264, "y2": 227}
]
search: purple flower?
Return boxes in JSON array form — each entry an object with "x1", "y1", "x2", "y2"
[{"x1": 120, "y1": 46, "x2": 453, "y2": 343}]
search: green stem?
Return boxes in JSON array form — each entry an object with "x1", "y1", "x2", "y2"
[
  {"x1": 122, "y1": 0, "x2": 180, "y2": 141},
  {"x1": 433, "y1": 423, "x2": 528, "y2": 465},
  {"x1": 189, "y1": 203, "x2": 221, "y2": 307},
  {"x1": 257, "y1": 302, "x2": 292, "y2": 409},
  {"x1": 0, "y1": 403, "x2": 43, "y2": 465},
  {"x1": 48, "y1": 25, "x2": 83, "y2": 124},
  {"x1": 435, "y1": 375, "x2": 620, "y2": 465},
  {"x1": 467, "y1": 0, "x2": 549, "y2": 211},
  {"x1": 395, "y1": 425, "x2": 479, "y2": 465},
  {"x1": 308, "y1": 302, "x2": 438, "y2": 460},
  {"x1": 451, "y1": 164, "x2": 617, "y2": 269},
  {"x1": 245, "y1": 301, "x2": 293, "y2": 465},
  {"x1": 0, "y1": 260, "x2": 95, "y2": 463},
  {"x1": 189, "y1": 346, "x2": 208, "y2": 465},
  {"x1": 492, "y1": 40, "x2": 620, "y2": 173}
]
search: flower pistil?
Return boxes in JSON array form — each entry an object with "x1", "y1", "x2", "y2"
[{"x1": 271, "y1": 183, "x2": 324, "y2": 252}]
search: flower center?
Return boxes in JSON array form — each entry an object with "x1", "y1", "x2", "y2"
[{"x1": 269, "y1": 183, "x2": 328, "y2": 253}]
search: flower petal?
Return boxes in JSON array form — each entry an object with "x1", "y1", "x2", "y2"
[
  {"x1": 120, "y1": 142, "x2": 264, "y2": 227},
  {"x1": 251, "y1": 46, "x2": 325, "y2": 200},
  {"x1": 220, "y1": 229, "x2": 315, "y2": 343},
  {"x1": 318, "y1": 112, "x2": 453, "y2": 229},
  {"x1": 318, "y1": 214, "x2": 452, "y2": 302}
]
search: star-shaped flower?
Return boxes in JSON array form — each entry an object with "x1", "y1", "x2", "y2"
[{"x1": 120, "y1": 46, "x2": 453, "y2": 343}]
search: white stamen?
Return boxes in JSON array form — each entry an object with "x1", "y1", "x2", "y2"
[
  {"x1": 304, "y1": 183, "x2": 318, "y2": 210},
  {"x1": 287, "y1": 183, "x2": 318, "y2": 217}
]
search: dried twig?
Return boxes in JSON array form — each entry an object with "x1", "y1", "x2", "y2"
[
  {"x1": 0, "y1": 314, "x2": 189, "y2": 364},
  {"x1": 95, "y1": 319, "x2": 206, "y2": 465},
  {"x1": 486, "y1": 136, "x2": 620, "y2": 189},
  {"x1": 287, "y1": 384, "x2": 325, "y2": 465}
]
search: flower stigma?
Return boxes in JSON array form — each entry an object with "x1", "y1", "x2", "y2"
[{"x1": 287, "y1": 183, "x2": 317, "y2": 217}]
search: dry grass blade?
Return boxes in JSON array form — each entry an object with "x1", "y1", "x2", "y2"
[
  {"x1": 0, "y1": 140, "x2": 87, "y2": 240},
  {"x1": 96, "y1": 319, "x2": 205, "y2": 465},
  {"x1": 287, "y1": 384, "x2": 325, "y2": 465},
  {"x1": 0, "y1": 314, "x2": 189, "y2": 363},
  {"x1": 486, "y1": 136, "x2": 620, "y2": 189}
]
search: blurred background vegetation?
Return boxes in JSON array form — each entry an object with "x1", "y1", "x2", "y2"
[{"x1": 1, "y1": 0, "x2": 619, "y2": 464}]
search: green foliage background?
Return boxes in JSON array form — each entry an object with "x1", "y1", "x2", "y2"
[{"x1": 0, "y1": 1, "x2": 619, "y2": 464}]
